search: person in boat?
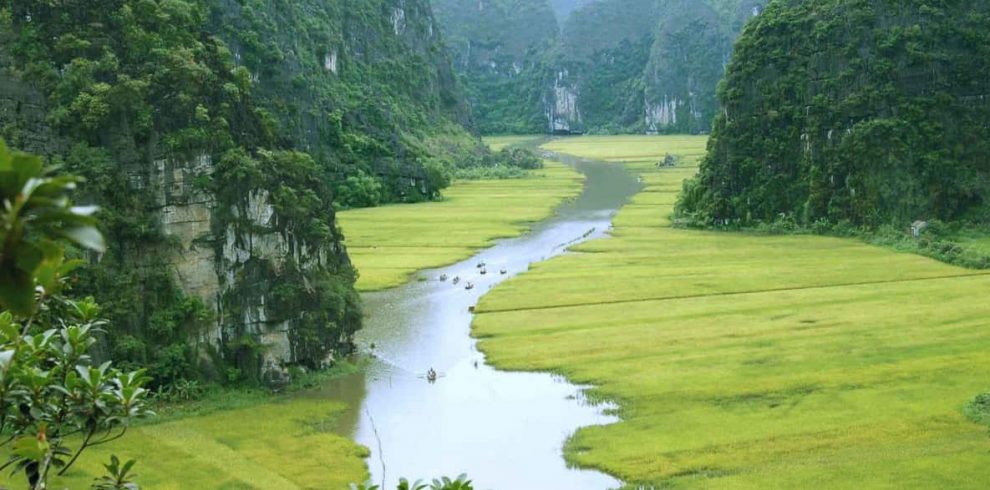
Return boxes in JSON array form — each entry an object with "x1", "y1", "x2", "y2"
[
  {"x1": 452, "y1": 276, "x2": 460, "y2": 284},
  {"x1": 465, "y1": 282, "x2": 475, "y2": 290},
  {"x1": 480, "y1": 267, "x2": 487, "y2": 275},
  {"x1": 476, "y1": 261, "x2": 486, "y2": 269},
  {"x1": 426, "y1": 368, "x2": 437, "y2": 382},
  {"x1": 500, "y1": 268, "x2": 507, "y2": 275},
  {"x1": 439, "y1": 274, "x2": 448, "y2": 281}
]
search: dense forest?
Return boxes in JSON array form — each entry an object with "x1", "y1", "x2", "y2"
[
  {"x1": 678, "y1": 0, "x2": 990, "y2": 230},
  {"x1": 0, "y1": 0, "x2": 527, "y2": 387},
  {"x1": 432, "y1": 0, "x2": 766, "y2": 134}
]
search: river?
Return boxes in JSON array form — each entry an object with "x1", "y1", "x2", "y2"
[{"x1": 321, "y1": 149, "x2": 640, "y2": 489}]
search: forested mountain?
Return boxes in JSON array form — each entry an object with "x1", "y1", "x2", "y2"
[
  {"x1": 548, "y1": 0, "x2": 593, "y2": 23},
  {"x1": 678, "y1": 0, "x2": 990, "y2": 229},
  {"x1": 431, "y1": 0, "x2": 560, "y2": 134},
  {"x1": 432, "y1": 0, "x2": 765, "y2": 134},
  {"x1": 0, "y1": 0, "x2": 485, "y2": 385}
]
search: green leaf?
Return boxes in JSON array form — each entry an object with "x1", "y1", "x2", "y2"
[
  {"x1": 0, "y1": 267, "x2": 35, "y2": 316},
  {"x1": 12, "y1": 435, "x2": 49, "y2": 463}
]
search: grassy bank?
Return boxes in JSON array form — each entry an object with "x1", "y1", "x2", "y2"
[
  {"x1": 474, "y1": 136, "x2": 990, "y2": 488},
  {"x1": 339, "y1": 155, "x2": 583, "y2": 291},
  {"x1": 2, "y1": 367, "x2": 369, "y2": 490}
]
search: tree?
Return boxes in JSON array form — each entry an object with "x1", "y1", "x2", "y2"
[{"x1": 0, "y1": 140, "x2": 152, "y2": 489}]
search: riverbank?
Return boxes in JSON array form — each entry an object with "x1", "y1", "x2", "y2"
[
  {"x1": 339, "y1": 147, "x2": 583, "y2": 291},
  {"x1": 16, "y1": 138, "x2": 585, "y2": 490},
  {"x1": 474, "y1": 135, "x2": 990, "y2": 488}
]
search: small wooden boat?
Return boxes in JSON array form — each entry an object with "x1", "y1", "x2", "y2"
[
  {"x1": 452, "y1": 276, "x2": 460, "y2": 285},
  {"x1": 480, "y1": 268, "x2": 487, "y2": 275},
  {"x1": 465, "y1": 282, "x2": 475, "y2": 290},
  {"x1": 500, "y1": 268, "x2": 507, "y2": 275},
  {"x1": 439, "y1": 274, "x2": 448, "y2": 282}
]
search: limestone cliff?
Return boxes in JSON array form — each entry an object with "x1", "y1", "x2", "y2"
[
  {"x1": 431, "y1": 0, "x2": 562, "y2": 133},
  {"x1": 211, "y1": 0, "x2": 477, "y2": 203},
  {"x1": 642, "y1": 0, "x2": 765, "y2": 133},
  {"x1": 0, "y1": 2, "x2": 387, "y2": 384},
  {"x1": 434, "y1": 0, "x2": 767, "y2": 134}
]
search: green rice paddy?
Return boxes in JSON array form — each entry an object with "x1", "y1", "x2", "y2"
[
  {"x1": 13, "y1": 135, "x2": 988, "y2": 489},
  {"x1": 474, "y1": 135, "x2": 990, "y2": 488},
  {"x1": 7, "y1": 396, "x2": 368, "y2": 489},
  {"x1": 339, "y1": 158, "x2": 582, "y2": 291}
]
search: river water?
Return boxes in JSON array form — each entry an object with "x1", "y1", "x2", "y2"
[{"x1": 322, "y1": 151, "x2": 640, "y2": 489}]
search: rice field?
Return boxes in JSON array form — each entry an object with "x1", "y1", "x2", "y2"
[
  {"x1": 5, "y1": 396, "x2": 368, "y2": 490},
  {"x1": 474, "y1": 135, "x2": 990, "y2": 488},
  {"x1": 339, "y1": 160, "x2": 583, "y2": 291}
]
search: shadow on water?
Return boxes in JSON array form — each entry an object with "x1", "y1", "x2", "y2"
[{"x1": 323, "y1": 143, "x2": 640, "y2": 489}]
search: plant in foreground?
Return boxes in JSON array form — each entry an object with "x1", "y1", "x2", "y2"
[
  {"x1": 351, "y1": 474, "x2": 474, "y2": 490},
  {"x1": 0, "y1": 140, "x2": 152, "y2": 489}
]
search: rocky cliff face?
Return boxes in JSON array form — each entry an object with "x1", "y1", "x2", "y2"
[
  {"x1": 431, "y1": 0, "x2": 562, "y2": 134},
  {"x1": 211, "y1": 0, "x2": 477, "y2": 204},
  {"x1": 434, "y1": 0, "x2": 767, "y2": 134},
  {"x1": 0, "y1": 2, "x2": 397, "y2": 383},
  {"x1": 149, "y1": 153, "x2": 355, "y2": 378},
  {"x1": 642, "y1": 0, "x2": 765, "y2": 133},
  {"x1": 546, "y1": 69, "x2": 581, "y2": 133}
]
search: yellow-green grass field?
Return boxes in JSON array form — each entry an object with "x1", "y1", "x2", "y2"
[
  {"x1": 474, "y1": 135, "x2": 990, "y2": 488},
  {"x1": 3, "y1": 397, "x2": 368, "y2": 490},
  {"x1": 339, "y1": 160, "x2": 583, "y2": 291}
]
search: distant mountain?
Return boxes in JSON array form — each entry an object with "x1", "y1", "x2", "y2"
[
  {"x1": 431, "y1": 0, "x2": 563, "y2": 133},
  {"x1": 432, "y1": 0, "x2": 767, "y2": 134}
]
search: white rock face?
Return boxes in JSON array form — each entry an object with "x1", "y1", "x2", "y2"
[
  {"x1": 154, "y1": 155, "x2": 220, "y2": 317},
  {"x1": 150, "y1": 154, "x2": 334, "y2": 378},
  {"x1": 547, "y1": 70, "x2": 581, "y2": 132},
  {"x1": 324, "y1": 50, "x2": 338, "y2": 74},
  {"x1": 392, "y1": 6, "x2": 406, "y2": 35},
  {"x1": 645, "y1": 95, "x2": 679, "y2": 133}
]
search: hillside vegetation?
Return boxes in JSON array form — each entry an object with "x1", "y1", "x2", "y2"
[
  {"x1": 679, "y1": 0, "x2": 990, "y2": 230},
  {"x1": 432, "y1": 0, "x2": 767, "y2": 134},
  {"x1": 0, "y1": 0, "x2": 509, "y2": 387},
  {"x1": 475, "y1": 136, "x2": 990, "y2": 488}
]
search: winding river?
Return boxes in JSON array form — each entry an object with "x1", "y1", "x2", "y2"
[{"x1": 321, "y1": 150, "x2": 640, "y2": 489}]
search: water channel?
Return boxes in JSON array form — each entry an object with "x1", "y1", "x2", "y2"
[{"x1": 321, "y1": 151, "x2": 641, "y2": 489}]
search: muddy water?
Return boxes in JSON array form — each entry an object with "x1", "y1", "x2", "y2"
[{"x1": 330, "y1": 151, "x2": 639, "y2": 489}]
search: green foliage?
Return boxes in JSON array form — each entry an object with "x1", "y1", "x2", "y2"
[
  {"x1": 0, "y1": 1, "x2": 363, "y2": 387},
  {"x1": 210, "y1": 0, "x2": 487, "y2": 203},
  {"x1": 964, "y1": 392, "x2": 990, "y2": 426},
  {"x1": 432, "y1": 0, "x2": 561, "y2": 134},
  {"x1": 0, "y1": 144, "x2": 151, "y2": 489},
  {"x1": 350, "y1": 474, "x2": 474, "y2": 490},
  {"x1": 334, "y1": 171, "x2": 384, "y2": 209},
  {"x1": 0, "y1": 141, "x2": 104, "y2": 315},
  {"x1": 90, "y1": 455, "x2": 140, "y2": 490},
  {"x1": 679, "y1": 0, "x2": 990, "y2": 230}
]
